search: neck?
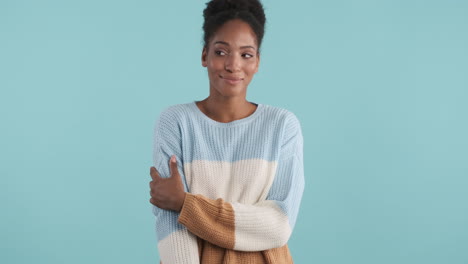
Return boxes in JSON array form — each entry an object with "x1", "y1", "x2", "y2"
[{"x1": 197, "y1": 96, "x2": 257, "y2": 123}]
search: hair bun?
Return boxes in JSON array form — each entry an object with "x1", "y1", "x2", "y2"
[
  {"x1": 204, "y1": 0, "x2": 265, "y2": 27},
  {"x1": 202, "y1": 0, "x2": 266, "y2": 50}
]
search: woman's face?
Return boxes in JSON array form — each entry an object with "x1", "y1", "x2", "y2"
[{"x1": 202, "y1": 19, "x2": 260, "y2": 99}]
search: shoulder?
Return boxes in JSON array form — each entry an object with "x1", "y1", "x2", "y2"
[
  {"x1": 157, "y1": 102, "x2": 192, "y2": 121},
  {"x1": 260, "y1": 103, "x2": 302, "y2": 130},
  {"x1": 260, "y1": 104, "x2": 303, "y2": 153},
  {"x1": 153, "y1": 102, "x2": 194, "y2": 134},
  {"x1": 155, "y1": 102, "x2": 194, "y2": 125}
]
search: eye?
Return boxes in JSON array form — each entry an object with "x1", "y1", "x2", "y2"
[
  {"x1": 215, "y1": 50, "x2": 227, "y2": 56},
  {"x1": 242, "y1": 53, "x2": 254, "y2": 58}
]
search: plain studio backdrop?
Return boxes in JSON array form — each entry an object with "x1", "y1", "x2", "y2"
[{"x1": 1, "y1": 0, "x2": 467, "y2": 263}]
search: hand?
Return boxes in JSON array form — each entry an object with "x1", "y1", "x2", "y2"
[{"x1": 149, "y1": 155, "x2": 187, "y2": 212}]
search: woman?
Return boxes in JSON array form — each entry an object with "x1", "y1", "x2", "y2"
[{"x1": 149, "y1": 0, "x2": 304, "y2": 263}]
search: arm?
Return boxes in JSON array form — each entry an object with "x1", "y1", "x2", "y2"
[
  {"x1": 178, "y1": 113, "x2": 305, "y2": 252},
  {"x1": 151, "y1": 109, "x2": 199, "y2": 264}
]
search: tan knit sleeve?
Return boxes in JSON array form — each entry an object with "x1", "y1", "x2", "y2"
[{"x1": 178, "y1": 193, "x2": 236, "y2": 249}]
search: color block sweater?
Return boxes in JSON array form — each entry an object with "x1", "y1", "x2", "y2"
[{"x1": 152, "y1": 101, "x2": 304, "y2": 264}]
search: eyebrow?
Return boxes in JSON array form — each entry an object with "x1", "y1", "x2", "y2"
[{"x1": 214, "y1": 41, "x2": 257, "y2": 50}]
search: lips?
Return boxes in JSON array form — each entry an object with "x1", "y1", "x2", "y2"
[
  {"x1": 220, "y1": 75, "x2": 243, "y2": 81},
  {"x1": 220, "y1": 75, "x2": 243, "y2": 85}
]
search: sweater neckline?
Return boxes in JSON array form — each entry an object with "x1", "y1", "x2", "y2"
[{"x1": 190, "y1": 100, "x2": 264, "y2": 127}]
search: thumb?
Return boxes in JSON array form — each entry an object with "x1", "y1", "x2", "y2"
[
  {"x1": 169, "y1": 155, "x2": 180, "y2": 178},
  {"x1": 150, "y1": 166, "x2": 162, "y2": 181}
]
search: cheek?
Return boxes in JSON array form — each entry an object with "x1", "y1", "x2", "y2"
[
  {"x1": 207, "y1": 65, "x2": 222, "y2": 83},
  {"x1": 207, "y1": 60, "x2": 224, "y2": 74},
  {"x1": 207, "y1": 65, "x2": 219, "y2": 78},
  {"x1": 244, "y1": 62, "x2": 258, "y2": 75}
]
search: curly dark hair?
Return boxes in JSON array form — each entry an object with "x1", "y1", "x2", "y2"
[{"x1": 202, "y1": 0, "x2": 266, "y2": 52}]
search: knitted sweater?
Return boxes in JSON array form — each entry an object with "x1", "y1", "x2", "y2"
[{"x1": 152, "y1": 101, "x2": 304, "y2": 264}]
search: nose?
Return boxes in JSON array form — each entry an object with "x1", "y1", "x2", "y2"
[{"x1": 224, "y1": 53, "x2": 241, "y2": 73}]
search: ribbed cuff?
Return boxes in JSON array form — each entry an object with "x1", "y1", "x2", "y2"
[{"x1": 178, "y1": 193, "x2": 196, "y2": 226}]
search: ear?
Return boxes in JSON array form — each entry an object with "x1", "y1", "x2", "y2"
[
  {"x1": 254, "y1": 51, "x2": 260, "y2": 74},
  {"x1": 201, "y1": 47, "x2": 208, "y2": 67}
]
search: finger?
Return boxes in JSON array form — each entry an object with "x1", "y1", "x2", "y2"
[
  {"x1": 150, "y1": 197, "x2": 167, "y2": 210},
  {"x1": 169, "y1": 155, "x2": 179, "y2": 178}
]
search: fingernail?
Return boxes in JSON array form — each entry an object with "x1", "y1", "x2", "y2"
[{"x1": 171, "y1": 155, "x2": 176, "y2": 163}]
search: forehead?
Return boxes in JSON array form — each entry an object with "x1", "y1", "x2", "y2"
[{"x1": 209, "y1": 19, "x2": 258, "y2": 48}]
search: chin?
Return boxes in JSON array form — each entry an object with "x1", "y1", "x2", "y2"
[{"x1": 218, "y1": 87, "x2": 246, "y2": 97}]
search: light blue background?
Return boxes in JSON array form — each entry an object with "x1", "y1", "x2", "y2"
[{"x1": 1, "y1": 0, "x2": 467, "y2": 263}]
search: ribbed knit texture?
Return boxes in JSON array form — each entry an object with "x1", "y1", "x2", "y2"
[{"x1": 152, "y1": 101, "x2": 304, "y2": 264}]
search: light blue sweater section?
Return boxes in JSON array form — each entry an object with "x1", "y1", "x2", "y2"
[{"x1": 152, "y1": 101, "x2": 304, "y2": 243}]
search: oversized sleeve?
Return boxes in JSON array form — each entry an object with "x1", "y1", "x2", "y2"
[
  {"x1": 177, "y1": 112, "x2": 305, "y2": 252},
  {"x1": 151, "y1": 108, "x2": 200, "y2": 264}
]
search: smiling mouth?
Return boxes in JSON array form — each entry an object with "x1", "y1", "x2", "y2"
[{"x1": 220, "y1": 76, "x2": 244, "y2": 85}]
